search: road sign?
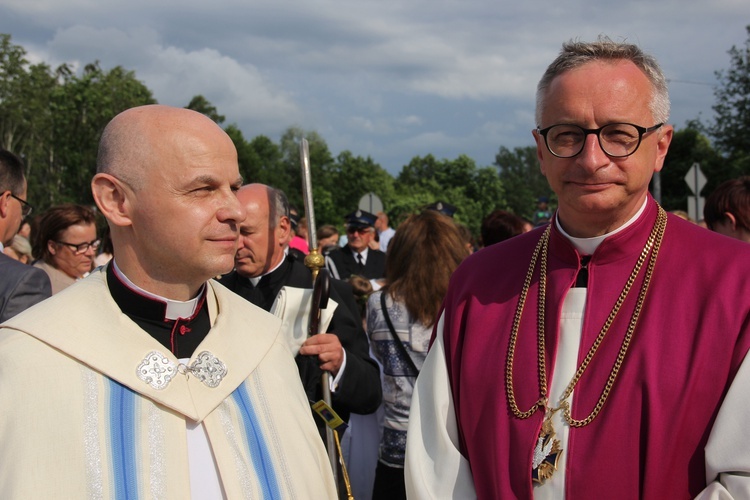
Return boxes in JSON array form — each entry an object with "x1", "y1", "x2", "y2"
[
  {"x1": 684, "y1": 163, "x2": 707, "y2": 222},
  {"x1": 358, "y1": 192, "x2": 383, "y2": 214},
  {"x1": 684, "y1": 163, "x2": 707, "y2": 195},
  {"x1": 687, "y1": 196, "x2": 705, "y2": 223}
]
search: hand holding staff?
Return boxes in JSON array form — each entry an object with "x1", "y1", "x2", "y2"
[{"x1": 300, "y1": 138, "x2": 354, "y2": 498}]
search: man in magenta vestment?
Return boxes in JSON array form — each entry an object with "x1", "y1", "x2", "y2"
[{"x1": 405, "y1": 37, "x2": 750, "y2": 499}]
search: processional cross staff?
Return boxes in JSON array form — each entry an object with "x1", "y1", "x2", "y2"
[{"x1": 300, "y1": 138, "x2": 354, "y2": 499}]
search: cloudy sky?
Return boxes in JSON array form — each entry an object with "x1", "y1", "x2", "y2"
[{"x1": 1, "y1": 1, "x2": 748, "y2": 174}]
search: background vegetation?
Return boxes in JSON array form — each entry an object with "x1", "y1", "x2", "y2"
[{"x1": 1, "y1": 27, "x2": 749, "y2": 237}]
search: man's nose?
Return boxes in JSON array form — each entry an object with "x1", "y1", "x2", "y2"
[
  {"x1": 220, "y1": 191, "x2": 247, "y2": 225},
  {"x1": 576, "y1": 133, "x2": 609, "y2": 170}
]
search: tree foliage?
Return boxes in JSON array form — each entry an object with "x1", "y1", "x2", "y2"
[
  {"x1": 321, "y1": 150, "x2": 396, "y2": 227},
  {"x1": 276, "y1": 127, "x2": 334, "y2": 214},
  {"x1": 708, "y1": 25, "x2": 750, "y2": 176},
  {"x1": 42, "y1": 62, "x2": 155, "y2": 206},
  {"x1": 186, "y1": 94, "x2": 225, "y2": 124},
  {"x1": 224, "y1": 124, "x2": 262, "y2": 184},
  {"x1": 396, "y1": 154, "x2": 505, "y2": 236},
  {"x1": 661, "y1": 124, "x2": 725, "y2": 211},
  {"x1": 494, "y1": 145, "x2": 553, "y2": 220},
  {"x1": 0, "y1": 34, "x2": 155, "y2": 208}
]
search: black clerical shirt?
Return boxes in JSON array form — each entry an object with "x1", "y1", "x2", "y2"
[{"x1": 106, "y1": 263, "x2": 210, "y2": 358}]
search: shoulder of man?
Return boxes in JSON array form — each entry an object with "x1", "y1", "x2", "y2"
[
  {"x1": 216, "y1": 269, "x2": 240, "y2": 290},
  {"x1": 284, "y1": 255, "x2": 315, "y2": 288},
  {"x1": 0, "y1": 255, "x2": 52, "y2": 321},
  {"x1": 0, "y1": 254, "x2": 48, "y2": 283},
  {"x1": 327, "y1": 245, "x2": 345, "y2": 257},
  {"x1": 369, "y1": 248, "x2": 386, "y2": 259}
]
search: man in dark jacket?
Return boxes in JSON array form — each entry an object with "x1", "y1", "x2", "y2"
[
  {"x1": 325, "y1": 209, "x2": 386, "y2": 281},
  {"x1": 0, "y1": 149, "x2": 51, "y2": 322},
  {"x1": 219, "y1": 184, "x2": 381, "y2": 431}
]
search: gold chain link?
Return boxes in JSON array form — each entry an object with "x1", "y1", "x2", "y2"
[{"x1": 505, "y1": 206, "x2": 668, "y2": 427}]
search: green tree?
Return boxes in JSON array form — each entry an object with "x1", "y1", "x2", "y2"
[
  {"x1": 247, "y1": 134, "x2": 283, "y2": 190},
  {"x1": 224, "y1": 124, "x2": 261, "y2": 183},
  {"x1": 0, "y1": 35, "x2": 156, "y2": 207},
  {"x1": 399, "y1": 153, "x2": 474, "y2": 189},
  {"x1": 494, "y1": 145, "x2": 552, "y2": 220},
  {"x1": 321, "y1": 151, "x2": 396, "y2": 227},
  {"x1": 0, "y1": 34, "x2": 57, "y2": 178},
  {"x1": 708, "y1": 25, "x2": 750, "y2": 177},
  {"x1": 35, "y1": 62, "x2": 155, "y2": 207},
  {"x1": 661, "y1": 124, "x2": 724, "y2": 212},
  {"x1": 186, "y1": 95, "x2": 225, "y2": 124},
  {"x1": 396, "y1": 154, "x2": 505, "y2": 237},
  {"x1": 277, "y1": 127, "x2": 334, "y2": 213}
]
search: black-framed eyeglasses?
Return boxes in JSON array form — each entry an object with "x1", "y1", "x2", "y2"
[
  {"x1": 55, "y1": 239, "x2": 101, "y2": 255},
  {"x1": 9, "y1": 193, "x2": 33, "y2": 217},
  {"x1": 537, "y1": 122, "x2": 664, "y2": 158},
  {"x1": 346, "y1": 226, "x2": 372, "y2": 235}
]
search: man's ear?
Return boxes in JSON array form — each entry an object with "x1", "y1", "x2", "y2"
[
  {"x1": 653, "y1": 124, "x2": 674, "y2": 173},
  {"x1": 0, "y1": 191, "x2": 10, "y2": 218},
  {"x1": 277, "y1": 215, "x2": 292, "y2": 245},
  {"x1": 91, "y1": 173, "x2": 133, "y2": 227}
]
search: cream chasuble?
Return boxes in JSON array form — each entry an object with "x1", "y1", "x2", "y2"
[{"x1": 0, "y1": 267, "x2": 337, "y2": 499}]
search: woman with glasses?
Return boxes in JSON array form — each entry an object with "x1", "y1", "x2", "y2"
[{"x1": 31, "y1": 204, "x2": 99, "y2": 294}]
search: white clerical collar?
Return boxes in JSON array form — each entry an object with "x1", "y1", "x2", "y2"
[
  {"x1": 111, "y1": 259, "x2": 201, "y2": 320},
  {"x1": 249, "y1": 249, "x2": 287, "y2": 286},
  {"x1": 557, "y1": 197, "x2": 648, "y2": 256}
]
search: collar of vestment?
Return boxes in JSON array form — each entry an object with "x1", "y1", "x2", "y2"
[
  {"x1": 548, "y1": 195, "x2": 660, "y2": 269},
  {"x1": 518, "y1": 195, "x2": 665, "y2": 426},
  {"x1": 556, "y1": 197, "x2": 648, "y2": 256},
  {"x1": 2, "y1": 265, "x2": 283, "y2": 421},
  {"x1": 227, "y1": 255, "x2": 296, "y2": 311},
  {"x1": 107, "y1": 261, "x2": 209, "y2": 358},
  {"x1": 248, "y1": 251, "x2": 287, "y2": 286},
  {"x1": 110, "y1": 259, "x2": 203, "y2": 320}
]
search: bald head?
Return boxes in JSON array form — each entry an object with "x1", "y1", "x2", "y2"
[
  {"x1": 237, "y1": 184, "x2": 270, "y2": 212},
  {"x1": 238, "y1": 184, "x2": 290, "y2": 228},
  {"x1": 234, "y1": 184, "x2": 292, "y2": 278},
  {"x1": 96, "y1": 105, "x2": 233, "y2": 190},
  {"x1": 91, "y1": 104, "x2": 244, "y2": 299}
]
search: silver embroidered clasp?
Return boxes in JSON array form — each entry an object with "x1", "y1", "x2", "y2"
[
  {"x1": 137, "y1": 351, "x2": 177, "y2": 390},
  {"x1": 189, "y1": 351, "x2": 227, "y2": 388},
  {"x1": 137, "y1": 350, "x2": 226, "y2": 389}
]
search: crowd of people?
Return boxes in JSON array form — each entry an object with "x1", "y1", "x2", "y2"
[{"x1": 0, "y1": 36, "x2": 749, "y2": 499}]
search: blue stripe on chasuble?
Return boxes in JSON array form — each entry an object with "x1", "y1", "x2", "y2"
[
  {"x1": 232, "y1": 382, "x2": 281, "y2": 499},
  {"x1": 108, "y1": 380, "x2": 139, "y2": 500}
]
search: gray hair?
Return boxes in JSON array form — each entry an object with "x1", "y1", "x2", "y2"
[
  {"x1": 266, "y1": 186, "x2": 290, "y2": 229},
  {"x1": 0, "y1": 149, "x2": 26, "y2": 195},
  {"x1": 535, "y1": 36, "x2": 670, "y2": 126}
]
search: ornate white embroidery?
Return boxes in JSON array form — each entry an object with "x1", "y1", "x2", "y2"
[
  {"x1": 137, "y1": 351, "x2": 177, "y2": 390},
  {"x1": 137, "y1": 350, "x2": 227, "y2": 389},
  {"x1": 190, "y1": 351, "x2": 227, "y2": 388}
]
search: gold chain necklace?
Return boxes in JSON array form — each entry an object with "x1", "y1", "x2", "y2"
[{"x1": 505, "y1": 205, "x2": 667, "y2": 483}]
